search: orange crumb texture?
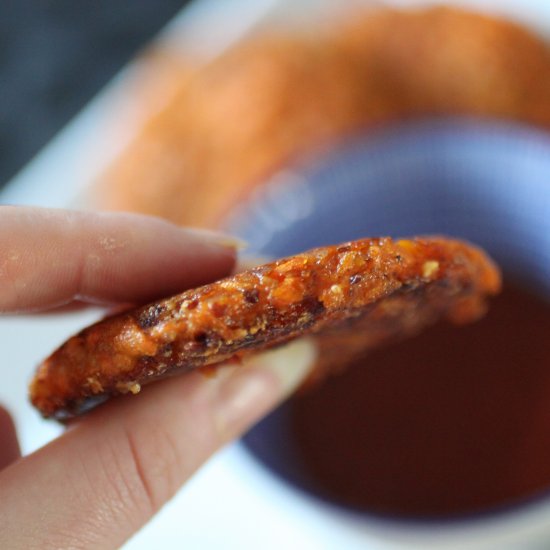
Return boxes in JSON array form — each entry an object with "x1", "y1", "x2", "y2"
[{"x1": 30, "y1": 236, "x2": 501, "y2": 419}]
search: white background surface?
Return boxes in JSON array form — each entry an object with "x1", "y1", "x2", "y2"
[{"x1": 2, "y1": 1, "x2": 550, "y2": 548}]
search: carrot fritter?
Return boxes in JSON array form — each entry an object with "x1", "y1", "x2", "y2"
[
  {"x1": 30, "y1": 236, "x2": 500, "y2": 419},
  {"x1": 99, "y1": 6, "x2": 550, "y2": 227}
]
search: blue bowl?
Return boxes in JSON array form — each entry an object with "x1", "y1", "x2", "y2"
[
  {"x1": 225, "y1": 119, "x2": 550, "y2": 293},
  {"x1": 223, "y1": 118, "x2": 550, "y2": 522}
]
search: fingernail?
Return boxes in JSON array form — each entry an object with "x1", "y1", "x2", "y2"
[
  {"x1": 233, "y1": 255, "x2": 274, "y2": 273},
  {"x1": 242, "y1": 338, "x2": 317, "y2": 398},
  {"x1": 185, "y1": 228, "x2": 248, "y2": 251},
  {"x1": 214, "y1": 338, "x2": 317, "y2": 440}
]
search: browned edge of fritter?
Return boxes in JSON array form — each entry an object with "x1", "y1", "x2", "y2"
[{"x1": 30, "y1": 236, "x2": 501, "y2": 419}]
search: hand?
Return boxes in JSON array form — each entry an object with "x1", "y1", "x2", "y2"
[{"x1": 0, "y1": 207, "x2": 314, "y2": 549}]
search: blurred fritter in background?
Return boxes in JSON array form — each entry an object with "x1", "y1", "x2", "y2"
[{"x1": 96, "y1": 5, "x2": 550, "y2": 227}]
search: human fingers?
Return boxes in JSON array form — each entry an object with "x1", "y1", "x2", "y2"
[
  {"x1": 0, "y1": 406, "x2": 21, "y2": 471},
  {"x1": 0, "y1": 206, "x2": 240, "y2": 313},
  {"x1": 0, "y1": 339, "x2": 315, "y2": 549}
]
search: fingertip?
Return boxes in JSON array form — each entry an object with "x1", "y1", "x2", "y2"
[
  {"x1": 212, "y1": 339, "x2": 317, "y2": 439},
  {"x1": 77, "y1": 212, "x2": 240, "y2": 303},
  {"x1": 242, "y1": 338, "x2": 317, "y2": 399},
  {"x1": 182, "y1": 228, "x2": 248, "y2": 252},
  {"x1": 0, "y1": 207, "x2": 240, "y2": 310}
]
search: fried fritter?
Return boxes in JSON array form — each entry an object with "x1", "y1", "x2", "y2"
[
  {"x1": 99, "y1": 7, "x2": 550, "y2": 227},
  {"x1": 30, "y1": 236, "x2": 500, "y2": 419}
]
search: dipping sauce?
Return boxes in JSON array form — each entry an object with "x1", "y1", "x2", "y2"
[{"x1": 289, "y1": 283, "x2": 550, "y2": 517}]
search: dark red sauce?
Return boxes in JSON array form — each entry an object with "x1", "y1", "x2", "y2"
[{"x1": 289, "y1": 283, "x2": 550, "y2": 517}]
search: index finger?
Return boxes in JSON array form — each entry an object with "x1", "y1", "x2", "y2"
[{"x1": 0, "y1": 207, "x2": 238, "y2": 312}]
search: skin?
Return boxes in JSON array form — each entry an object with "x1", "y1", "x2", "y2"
[{"x1": 0, "y1": 206, "x2": 314, "y2": 549}]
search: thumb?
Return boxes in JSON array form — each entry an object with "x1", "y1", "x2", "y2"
[{"x1": 0, "y1": 339, "x2": 315, "y2": 550}]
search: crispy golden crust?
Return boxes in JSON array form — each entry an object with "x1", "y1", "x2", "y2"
[
  {"x1": 99, "y1": 6, "x2": 550, "y2": 227},
  {"x1": 30, "y1": 236, "x2": 500, "y2": 419}
]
